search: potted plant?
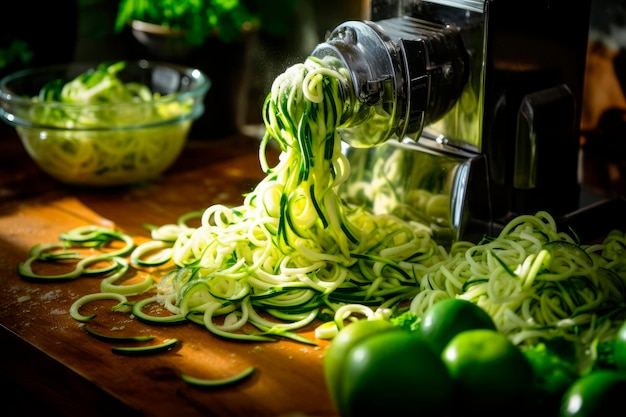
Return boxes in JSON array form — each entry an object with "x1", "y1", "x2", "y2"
[
  {"x1": 113, "y1": 0, "x2": 298, "y2": 139},
  {"x1": 114, "y1": 0, "x2": 297, "y2": 55}
]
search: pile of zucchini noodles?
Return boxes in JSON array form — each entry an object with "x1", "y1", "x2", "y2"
[
  {"x1": 23, "y1": 56, "x2": 626, "y2": 349},
  {"x1": 408, "y1": 215, "x2": 626, "y2": 347},
  {"x1": 149, "y1": 56, "x2": 437, "y2": 341}
]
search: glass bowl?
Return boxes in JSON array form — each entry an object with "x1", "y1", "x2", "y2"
[{"x1": 0, "y1": 60, "x2": 210, "y2": 186}]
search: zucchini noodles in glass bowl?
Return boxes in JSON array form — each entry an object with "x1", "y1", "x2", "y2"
[{"x1": 0, "y1": 60, "x2": 210, "y2": 186}]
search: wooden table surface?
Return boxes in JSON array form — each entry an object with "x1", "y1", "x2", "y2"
[
  {"x1": 2, "y1": 118, "x2": 625, "y2": 417},
  {"x1": 0, "y1": 124, "x2": 336, "y2": 417}
]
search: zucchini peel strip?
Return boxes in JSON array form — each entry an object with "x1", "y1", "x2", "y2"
[
  {"x1": 70, "y1": 292, "x2": 131, "y2": 322},
  {"x1": 111, "y1": 338, "x2": 179, "y2": 356},
  {"x1": 99, "y1": 257, "x2": 155, "y2": 296},
  {"x1": 180, "y1": 366, "x2": 255, "y2": 387},
  {"x1": 83, "y1": 325, "x2": 155, "y2": 343},
  {"x1": 132, "y1": 296, "x2": 187, "y2": 325},
  {"x1": 130, "y1": 240, "x2": 174, "y2": 267}
]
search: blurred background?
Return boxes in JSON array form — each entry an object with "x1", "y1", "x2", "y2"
[
  {"x1": 582, "y1": 0, "x2": 626, "y2": 197},
  {"x1": 1, "y1": 0, "x2": 367, "y2": 140},
  {"x1": 1, "y1": 0, "x2": 625, "y2": 195}
]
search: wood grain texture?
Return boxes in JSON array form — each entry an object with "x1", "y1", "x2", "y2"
[{"x1": 0, "y1": 128, "x2": 336, "y2": 417}]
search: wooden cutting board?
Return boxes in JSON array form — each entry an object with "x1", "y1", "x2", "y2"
[{"x1": 0, "y1": 132, "x2": 337, "y2": 417}]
